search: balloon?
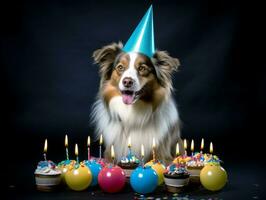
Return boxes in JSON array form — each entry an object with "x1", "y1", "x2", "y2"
[
  {"x1": 130, "y1": 166, "x2": 158, "y2": 194},
  {"x1": 84, "y1": 160, "x2": 102, "y2": 186},
  {"x1": 57, "y1": 160, "x2": 75, "y2": 185},
  {"x1": 98, "y1": 165, "x2": 126, "y2": 193},
  {"x1": 145, "y1": 161, "x2": 165, "y2": 185},
  {"x1": 65, "y1": 164, "x2": 92, "y2": 191},
  {"x1": 200, "y1": 165, "x2": 228, "y2": 191}
]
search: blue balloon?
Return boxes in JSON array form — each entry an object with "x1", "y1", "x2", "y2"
[
  {"x1": 84, "y1": 160, "x2": 102, "y2": 186},
  {"x1": 130, "y1": 165, "x2": 158, "y2": 194}
]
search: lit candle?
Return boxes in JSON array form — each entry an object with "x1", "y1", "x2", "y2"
[
  {"x1": 176, "y1": 142, "x2": 180, "y2": 156},
  {"x1": 75, "y1": 143, "x2": 79, "y2": 163},
  {"x1": 191, "y1": 139, "x2": 194, "y2": 156},
  {"x1": 128, "y1": 136, "x2": 132, "y2": 156},
  {"x1": 184, "y1": 139, "x2": 187, "y2": 156},
  {"x1": 99, "y1": 134, "x2": 103, "y2": 159},
  {"x1": 87, "y1": 136, "x2": 91, "y2": 160},
  {"x1": 65, "y1": 135, "x2": 69, "y2": 160},
  {"x1": 152, "y1": 137, "x2": 156, "y2": 161},
  {"x1": 111, "y1": 145, "x2": 115, "y2": 166},
  {"x1": 43, "y1": 139, "x2": 47, "y2": 161},
  {"x1": 200, "y1": 138, "x2": 204, "y2": 153},
  {"x1": 141, "y1": 144, "x2": 144, "y2": 166},
  {"x1": 210, "y1": 142, "x2": 213, "y2": 154}
]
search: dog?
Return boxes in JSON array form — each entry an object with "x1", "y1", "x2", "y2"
[{"x1": 91, "y1": 42, "x2": 184, "y2": 164}]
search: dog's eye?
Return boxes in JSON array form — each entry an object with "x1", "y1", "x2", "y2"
[
  {"x1": 116, "y1": 65, "x2": 125, "y2": 72},
  {"x1": 138, "y1": 65, "x2": 146, "y2": 72}
]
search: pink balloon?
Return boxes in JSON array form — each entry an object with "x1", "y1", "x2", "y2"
[{"x1": 98, "y1": 165, "x2": 126, "y2": 193}]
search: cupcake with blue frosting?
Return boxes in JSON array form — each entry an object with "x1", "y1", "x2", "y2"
[
  {"x1": 118, "y1": 152, "x2": 140, "y2": 178},
  {"x1": 164, "y1": 163, "x2": 190, "y2": 193},
  {"x1": 35, "y1": 160, "x2": 61, "y2": 191}
]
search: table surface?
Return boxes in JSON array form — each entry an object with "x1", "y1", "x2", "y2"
[{"x1": 6, "y1": 162, "x2": 264, "y2": 200}]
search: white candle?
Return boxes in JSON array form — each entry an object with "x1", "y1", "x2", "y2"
[
  {"x1": 152, "y1": 137, "x2": 156, "y2": 161},
  {"x1": 65, "y1": 135, "x2": 69, "y2": 160},
  {"x1": 111, "y1": 145, "x2": 115, "y2": 166},
  {"x1": 176, "y1": 142, "x2": 180, "y2": 156},
  {"x1": 75, "y1": 144, "x2": 79, "y2": 163},
  {"x1": 99, "y1": 134, "x2": 103, "y2": 159},
  {"x1": 200, "y1": 138, "x2": 204, "y2": 153},
  {"x1": 43, "y1": 139, "x2": 47, "y2": 161},
  {"x1": 87, "y1": 136, "x2": 91, "y2": 160}
]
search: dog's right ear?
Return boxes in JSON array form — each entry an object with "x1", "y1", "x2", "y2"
[{"x1": 92, "y1": 42, "x2": 123, "y2": 82}]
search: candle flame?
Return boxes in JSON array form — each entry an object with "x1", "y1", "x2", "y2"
[
  {"x1": 184, "y1": 139, "x2": 187, "y2": 150},
  {"x1": 87, "y1": 136, "x2": 90, "y2": 146},
  {"x1": 176, "y1": 142, "x2": 180, "y2": 156},
  {"x1": 75, "y1": 144, "x2": 78, "y2": 156},
  {"x1": 201, "y1": 138, "x2": 204, "y2": 150},
  {"x1": 191, "y1": 139, "x2": 194, "y2": 152},
  {"x1": 44, "y1": 139, "x2": 48, "y2": 153},
  {"x1": 141, "y1": 144, "x2": 145, "y2": 157},
  {"x1": 152, "y1": 137, "x2": 156, "y2": 148},
  {"x1": 99, "y1": 134, "x2": 103, "y2": 145},
  {"x1": 111, "y1": 145, "x2": 115, "y2": 159},
  {"x1": 65, "y1": 135, "x2": 68, "y2": 147},
  {"x1": 210, "y1": 142, "x2": 213, "y2": 154},
  {"x1": 128, "y1": 136, "x2": 131, "y2": 148}
]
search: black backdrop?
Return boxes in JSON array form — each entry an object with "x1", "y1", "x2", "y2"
[{"x1": 1, "y1": 0, "x2": 264, "y2": 192}]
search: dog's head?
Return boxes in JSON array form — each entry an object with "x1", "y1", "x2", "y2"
[{"x1": 93, "y1": 42, "x2": 180, "y2": 106}]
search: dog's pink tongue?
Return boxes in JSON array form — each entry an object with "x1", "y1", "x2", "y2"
[{"x1": 122, "y1": 94, "x2": 134, "y2": 105}]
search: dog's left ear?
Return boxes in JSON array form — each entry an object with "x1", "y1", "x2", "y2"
[
  {"x1": 151, "y1": 50, "x2": 180, "y2": 89},
  {"x1": 92, "y1": 42, "x2": 123, "y2": 82}
]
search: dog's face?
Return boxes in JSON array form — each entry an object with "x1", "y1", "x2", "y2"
[
  {"x1": 93, "y1": 42, "x2": 180, "y2": 107},
  {"x1": 114, "y1": 52, "x2": 156, "y2": 104}
]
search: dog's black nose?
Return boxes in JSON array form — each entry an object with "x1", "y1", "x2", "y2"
[{"x1": 122, "y1": 77, "x2": 134, "y2": 88}]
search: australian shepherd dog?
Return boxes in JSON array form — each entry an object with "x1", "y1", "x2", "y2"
[{"x1": 91, "y1": 42, "x2": 184, "y2": 164}]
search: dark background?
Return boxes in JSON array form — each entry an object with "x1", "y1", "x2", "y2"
[{"x1": 1, "y1": 0, "x2": 264, "y2": 199}]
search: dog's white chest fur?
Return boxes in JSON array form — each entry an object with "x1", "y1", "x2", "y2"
[{"x1": 92, "y1": 96, "x2": 179, "y2": 161}]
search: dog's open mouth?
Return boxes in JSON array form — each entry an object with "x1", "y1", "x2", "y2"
[{"x1": 121, "y1": 89, "x2": 144, "y2": 105}]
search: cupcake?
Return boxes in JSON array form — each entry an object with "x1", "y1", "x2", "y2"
[
  {"x1": 163, "y1": 163, "x2": 190, "y2": 193},
  {"x1": 118, "y1": 153, "x2": 140, "y2": 178},
  {"x1": 35, "y1": 160, "x2": 62, "y2": 191},
  {"x1": 186, "y1": 152, "x2": 205, "y2": 183}
]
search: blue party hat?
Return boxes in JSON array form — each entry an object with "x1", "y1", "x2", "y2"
[{"x1": 123, "y1": 5, "x2": 155, "y2": 58}]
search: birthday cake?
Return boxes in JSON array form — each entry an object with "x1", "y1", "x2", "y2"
[
  {"x1": 118, "y1": 153, "x2": 140, "y2": 178},
  {"x1": 186, "y1": 153, "x2": 205, "y2": 182},
  {"x1": 164, "y1": 163, "x2": 190, "y2": 193},
  {"x1": 35, "y1": 160, "x2": 61, "y2": 191}
]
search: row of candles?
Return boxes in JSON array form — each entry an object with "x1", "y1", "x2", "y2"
[{"x1": 43, "y1": 135, "x2": 214, "y2": 164}]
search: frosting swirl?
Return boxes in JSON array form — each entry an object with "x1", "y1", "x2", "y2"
[
  {"x1": 165, "y1": 163, "x2": 189, "y2": 176},
  {"x1": 35, "y1": 160, "x2": 61, "y2": 175},
  {"x1": 120, "y1": 151, "x2": 140, "y2": 164}
]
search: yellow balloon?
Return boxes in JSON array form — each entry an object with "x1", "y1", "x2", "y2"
[
  {"x1": 65, "y1": 164, "x2": 92, "y2": 191},
  {"x1": 200, "y1": 165, "x2": 228, "y2": 191},
  {"x1": 58, "y1": 160, "x2": 76, "y2": 185},
  {"x1": 145, "y1": 161, "x2": 165, "y2": 185}
]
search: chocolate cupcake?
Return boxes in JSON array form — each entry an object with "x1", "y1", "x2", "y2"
[
  {"x1": 164, "y1": 163, "x2": 190, "y2": 193},
  {"x1": 118, "y1": 154, "x2": 140, "y2": 178}
]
